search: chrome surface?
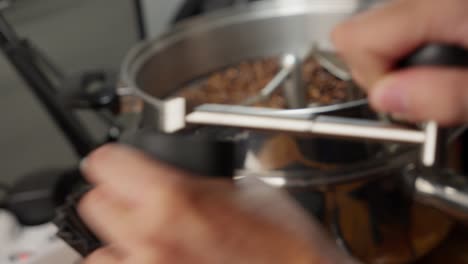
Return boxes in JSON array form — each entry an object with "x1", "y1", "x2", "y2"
[
  {"x1": 119, "y1": 1, "x2": 458, "y2": 260},
  {"x1": 186, "y1": 109, "x2": 426, "y2": 144},
  {"x1": 240, "y1": 54, "x2": 297, "y2": 106},
  {"x1": 421, "y1": 121, "x2": 439, "y2": 167},
  {"x1": 121, "y1": 0, "x2": 362, "y2": 120},
  {"x1": 283, "y1": 54, "x2": 307, "y2": 108},
  {"x1": 120, "y1": 0, "x2": 435, "y2": 168},
  {"x1": 194, "y1": 99, "x2": 370, "y2": 118},
  {"x1": 312, "y1": 47, "x2": 351, "y2": 81},
  {"x1": 406, "y1": 167, "x2": 468, "y2": 220},
  {"x1": 238, "y1": 146, "x2": 418, "y2": 187}
]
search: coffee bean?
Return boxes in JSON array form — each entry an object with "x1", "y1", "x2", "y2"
[{"x1": 175, "y1": 56, "x2": 364, "y2": 109}]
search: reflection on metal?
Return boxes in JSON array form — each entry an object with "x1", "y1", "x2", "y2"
[
  {"x1": 407, "y1": 167, "x2": 468, "y2": 220},
  {"x1": 185, "y1": 110, "x2": 426, "y2": 144},
  {"x1": 312, "y1": 46, "x2": 351, "y2": 81},
  {"x1": 234, "y1": 175, "x2": 287, "y2": 188},
  {"x1": 240, "y1": 54, "x2": 297, "y2": 106},
  {"x1": 422, "y1": 121, "x2": 438, "y2": 167}
]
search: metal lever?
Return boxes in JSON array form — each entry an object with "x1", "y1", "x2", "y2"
[
  {"x1": 166, "y1": 44, "x2": 468, "y2": 164},
  {"x1": 396, "y1": 44, "x2": 468, "y2": 167},
  {"x1": 186, "y1": 106, "x2": 426, "y2": 144},
  {"x1": 241, "y1": 54, "x2": 296, "y2": 106},
  {"x1": 399, "y1": 44, "x2": 468, "y2": 221},
  {"x1": 185, "y1": 105, "x2": 439, "y2": 168},
  {"x1": 146, "y1": 44, "x2": 468, "y2": 178}
]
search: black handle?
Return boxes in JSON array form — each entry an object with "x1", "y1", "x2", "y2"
[
  {"x1": 397, "y1": 45, "x2": 468, "y2": 220},
  {"x1": 397, "y1": 44, "x2": 468, "y2": 167},
  {"x1": 397, "y1": 43, "x2": 468, "y2": 68},
  {"x1": 123, "y1": 129, "x2": 237, "y2": 178}
]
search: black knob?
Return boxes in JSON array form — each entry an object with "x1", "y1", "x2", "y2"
[{"x1": 398, "y1": 43, "x2": 468, "y2": 68}]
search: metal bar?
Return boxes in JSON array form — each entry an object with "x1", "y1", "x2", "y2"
[
  {"x1": 0, "y1": 13, "x2": 20, "y2": 45},
  {"x1": 134, "y1": 0, "x2": 147, "y2": 40},
  {"x1": 185, "y1": 110, "x2": 426, "y2": 144},
  {"x1": 312, "y1": 47, "x2": 351, "y2": 81},
  {"x1": 421, "y1": 121, "x2": 448, "y2": 168},
  {"x1": 5, "y1": 48, "x2": 96, "y2": 156},
  {"x1": 0, "y1": 13, "x2": 96, "y2": 157},
  {"x1": 240, "y1": 54, "x2": 296, "y2": 106},
  {"x1": 311, "y1": 116, "x2": 426, "y2": 144},
  {"x1": 282, "y1": 55, "x2": 307, "y2": 108}
]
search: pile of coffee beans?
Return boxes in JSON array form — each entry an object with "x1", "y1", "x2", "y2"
[
  {"x1": 175, "y1": 55, "x2": 364, "y2": 109},
  {"x1": 302, "y1": 56, "x2": 359, "y2": 105}
]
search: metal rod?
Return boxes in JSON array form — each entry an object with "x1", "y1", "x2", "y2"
[
  {"x1": 312, "y1": 47, "x2": 351, "y2": 82},
  {"x1": 0, "y1": 12, "x2": 20, "y2": 45},
  {"x1": 240, "y1": 54, "x2": 296, "y2": 106},
  {"x1": 134, "y1": 0, "x2": 147, "y2": 40},
  {"x1": 185, "y1": 110, "x2": 426, "y2": 144},
  {"x1": 282, "y1": 55, "x2": 307, "y2": 108},
  {"x1": 0, "y1": 13, "x2": 96, "y2": 157}
]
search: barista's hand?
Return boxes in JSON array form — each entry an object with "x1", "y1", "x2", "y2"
[
  {"x1": 78, "y1": 144, "x2": 355, "y2": 264},
  {"x1": 332, "y1": 0, "x2": 468, "y2": 124}
]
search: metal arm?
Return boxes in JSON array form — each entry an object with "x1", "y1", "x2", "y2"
[{"x1": 0, "y1": 13, "x2": 97, "y2": 157}]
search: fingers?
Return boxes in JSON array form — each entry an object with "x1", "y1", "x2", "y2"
[
  {"x1": 78, "y1": 145, "x2": 356, "y2": 264},
  {"x1": 333, "y1": 0, "x2": 423, "y2": 88},
  {"x1": 78, "y1": 146, "x2": 227, "y2": 248},
  {"x1": 78, "y1": 186, "x2": 134, "y2": 245},
  {"x1": 82, "y1": 144, "x2": 187, "y2": 204},
  {"x1": 332, "y1": 0, "x2": 468, "y2": 89},
  {"x1": 78, "y1": 181, "x2": 193, "y2": 247},
  {"x1": 369, "y1": 68, "x2": 468, "y2": 124}
]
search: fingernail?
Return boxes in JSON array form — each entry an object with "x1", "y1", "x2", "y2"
[{"x1": 370, "y1": 76, "x2": 409, "y2": 114}]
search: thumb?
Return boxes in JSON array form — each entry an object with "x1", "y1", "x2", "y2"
[{"x1": 369, "y1": 68, "x2": 468, "y2": 125}]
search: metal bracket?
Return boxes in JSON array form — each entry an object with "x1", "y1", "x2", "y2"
[{"x1": 155, "y1": 96, "x2": 439, "y2": 167}]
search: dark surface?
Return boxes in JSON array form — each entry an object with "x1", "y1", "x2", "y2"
[
  {"x1": 134, "y1": 0, "x2": 146, "y2": 39},
  {"x1": 0, "y1": 13, "x2": 97, "y2": 157},
  {"x1": 398, "y1": 44, "x2": 468, "y2": 68},
  {"x1": 54, "y1": 188, "x2": 102, "y2": 257},
  {"x1": 4, "y1": 168, "x2": 82, "y2": 226},
  {"x1": 128, "y1": 129, "x2": 237, "y2": 178},
  {"x1": 416, "y1": 225, "x2": 468, "y2": 263},
  {"x1": 172, "y1": 0, "x2": 262, "y2": 24},
  {"x1": 0, "y1": 0, "x2": 137, "y2": 186}
]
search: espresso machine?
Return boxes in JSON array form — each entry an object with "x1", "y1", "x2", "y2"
[{"x1": 2, "y1": 0, "x2": 468, "y2": 263}]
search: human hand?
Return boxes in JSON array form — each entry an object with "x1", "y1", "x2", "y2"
[
  {"x1": 332, "y1": 0, "x2": 468, "y2": 124},
  {"x1": 78, "y1": 144, "x2": 356, "y2": 264}
]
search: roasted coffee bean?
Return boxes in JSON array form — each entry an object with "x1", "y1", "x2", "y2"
[{"x1": 175, "y1": 56, "x2": 364, "y2": 109}]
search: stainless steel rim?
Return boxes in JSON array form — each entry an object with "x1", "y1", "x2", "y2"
[{"x1": 120, "y1": 0, "x2": 364, "y2": 117}]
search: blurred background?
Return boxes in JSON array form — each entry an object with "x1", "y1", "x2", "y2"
[
  {"x1": 0, "y1": 0, "x2": 275, "y2": 186},
  {"x1": 2, "y1": 1, "x2": 468, "y2": 264},
  {"x1": 0, "y1": 0, "x2": 188, "y2": 186}
]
